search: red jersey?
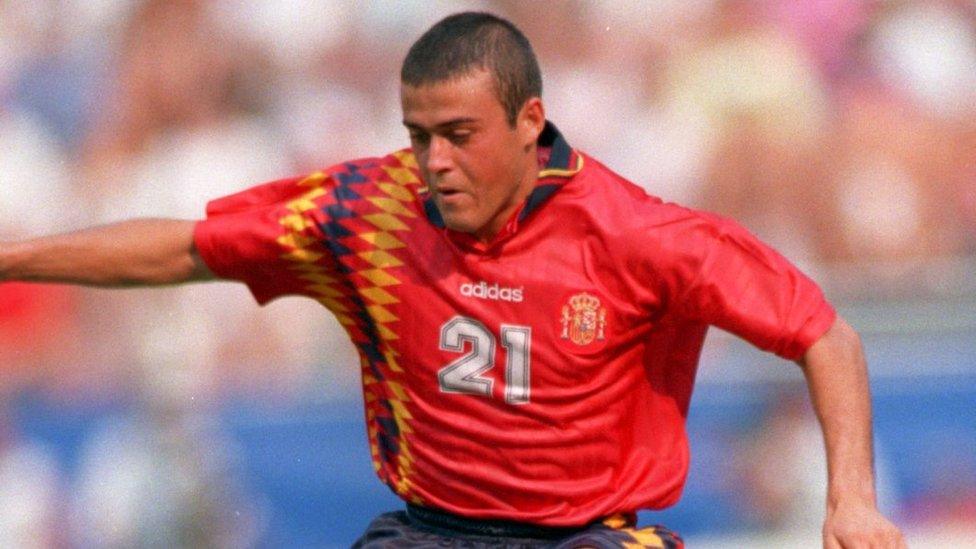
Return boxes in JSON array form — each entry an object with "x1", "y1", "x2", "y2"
[{"x1": 193, "y1": 123, "x2": 835, "y2": 526}]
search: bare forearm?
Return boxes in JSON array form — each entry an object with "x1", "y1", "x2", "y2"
[
  {"x1": 0, "y1": 219, "x2": 212, "y2": 286},
  {"x1": 799, "y1": 316, "x2": 904, "y2": 547},
  {"x1": 799, "y1": 316, "x2": 876, "y2": 508}
]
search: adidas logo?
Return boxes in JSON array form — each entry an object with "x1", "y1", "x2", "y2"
[{"x1": 459, "y1": 281, "x2": 524, "y2": 303}]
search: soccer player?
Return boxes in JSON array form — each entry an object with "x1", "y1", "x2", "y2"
[{"x1": 0, "y1": 12, "x2": 905, "y2": 549}]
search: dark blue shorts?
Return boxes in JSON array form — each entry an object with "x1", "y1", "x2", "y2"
[{"x1": 352, "y1": 505, "x2": 683, "y2": 548}]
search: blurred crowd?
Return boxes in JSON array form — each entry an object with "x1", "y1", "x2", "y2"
[{"x1": 1, "y1": 0, "x2": 975, "y2": 545}]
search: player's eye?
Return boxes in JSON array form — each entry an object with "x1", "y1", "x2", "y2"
[
  {"x1": 409, "y1": 131, "x2": 430, "y2": 147},
  {"x1": 447, "y1": 131, "x2": 471, "y2": 146}
]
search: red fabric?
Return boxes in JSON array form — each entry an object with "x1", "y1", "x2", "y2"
[{"x1": 193, "y1": 145, "x2": 834, "y2": 526}]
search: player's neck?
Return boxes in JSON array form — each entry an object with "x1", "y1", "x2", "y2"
[{"x1": 472, "y1": 149, "x2": 540, "y2": 244}]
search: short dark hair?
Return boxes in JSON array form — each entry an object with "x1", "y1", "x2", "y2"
[{"x1": 401, "y1": 12, "x2": 543, "y2": 126}]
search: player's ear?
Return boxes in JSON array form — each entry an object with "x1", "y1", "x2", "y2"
[{"x1": 517, "y1": 97, "x2": 545, "y2": 147}]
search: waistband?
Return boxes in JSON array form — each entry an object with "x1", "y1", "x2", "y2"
[{"x1": 405, "y1": 504, "x2": 590, "y2": 540}]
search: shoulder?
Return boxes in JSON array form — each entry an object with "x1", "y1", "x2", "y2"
[
  {"x1": 570, "y1": 154, "x2": 761, "y2": 285},
  {"x1": 322, "y1": 149, "x2": 421, "y2": 187},
  {"x1": 571, "y1": 153, "x2": 729, "y2": 242},
  {"x1": 314, "y1": 150, "x2": 426, "y2": 213},
  {"x1": 268, "y1": 150, "x2": 423, "y2": 212},
  {"x1": 202, "y1": 149, "x2": 423, "y2": 221}
]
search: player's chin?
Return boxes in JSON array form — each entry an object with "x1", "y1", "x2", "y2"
[
  {"x1": 440, "y1": 213, "x2": 483, "y2": 235},
  {"x1": 442, "y1": 217, "x2": 476, "y2": 234}
]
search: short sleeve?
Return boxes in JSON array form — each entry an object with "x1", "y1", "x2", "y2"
[
  {"x1": 193, "y1": 174, "x2": 332, "y2": 305},
  {"x1": 669, "y1": 213, "x2": 836, "y2": 360}
]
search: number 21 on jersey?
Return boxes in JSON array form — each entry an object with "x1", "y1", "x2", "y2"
[{"x1": 437, "y1": 316, "x2": 532, "y2": 405}]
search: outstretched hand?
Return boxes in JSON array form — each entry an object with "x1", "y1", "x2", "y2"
[{"x1": 823, "y1": 501, "x2": 906, "y2": 549}]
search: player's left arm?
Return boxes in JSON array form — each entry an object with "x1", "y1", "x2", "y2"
[{"x1": 797, "y1": 316, "x2": 906, "y2": 549}]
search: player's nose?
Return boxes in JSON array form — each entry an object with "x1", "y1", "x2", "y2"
[{"x1": 425, "y1": 135, "x2": 454, "y2": 174}]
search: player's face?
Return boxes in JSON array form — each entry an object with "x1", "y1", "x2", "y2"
[{"x1": 401, "y1": 70, "x2": 544, "y2": 242}]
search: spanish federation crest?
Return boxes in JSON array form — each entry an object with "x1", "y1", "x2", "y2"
[{"x1": 560, "y1": 292, "x2": 607, "y2": 346}]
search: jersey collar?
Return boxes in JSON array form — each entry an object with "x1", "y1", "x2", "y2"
[{"x1": 421, "y1": 120, "x2": 583, "y2": 233}]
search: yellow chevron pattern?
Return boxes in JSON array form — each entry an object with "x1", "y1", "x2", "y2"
[
  {"x1": 600, "y1": 515, "x2": 679, "y2": 548},
  {"x1": 623, "y1": 527, "x2": 674, "y2": 548},
  {"x1": 359, "y1": 154, "x2": 423, "y2": 499},
  {"x1": 623, "y1": 533, "x2": 666, "y2": 549},
  {"x1": 277, "y1": 171, "x2": 354, "y2": 330},
  {"x1": 273, "y1": 158, "x2": 426, "y2": 502}
]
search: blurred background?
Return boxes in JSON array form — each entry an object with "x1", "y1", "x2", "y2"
[{"x1": 1, "y1": 0, "x2": 975, "y2": 547}]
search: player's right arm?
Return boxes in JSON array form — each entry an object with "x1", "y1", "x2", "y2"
[{"x1": 0, "y1": 219, "x2": 214, "y2": 287}]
